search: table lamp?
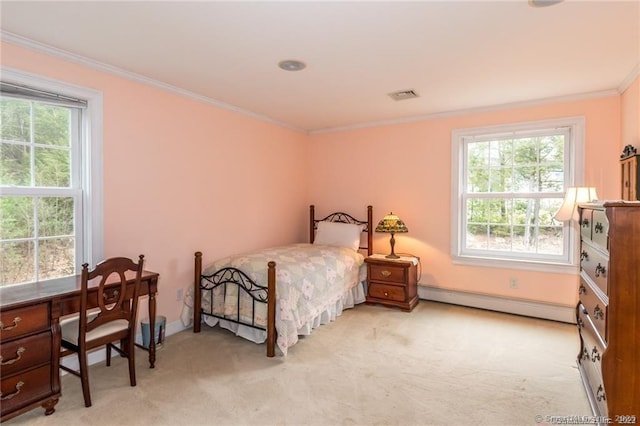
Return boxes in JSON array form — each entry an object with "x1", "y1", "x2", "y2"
[
  {"x1": 375, "y1": 212, "x2": 408, "y2": 259},
  {"x1": 553, "y1": 187, "x2": 598, "y2": 222}
]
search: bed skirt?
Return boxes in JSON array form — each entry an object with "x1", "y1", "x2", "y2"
[{"x1": 181, "y1": 281, "x2": 366, "y2": 351}]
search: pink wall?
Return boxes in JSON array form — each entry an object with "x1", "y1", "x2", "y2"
[
  {"x1": 308, "y1": 96, "x2": 622, "y2": 308},
  {"x1": 621, "y1": 75, "x2": 640, "y2": 151},
  {"x1": 2, "y1": 40, "x2": 633, "y2": 320},
  {"x1": 1, "y1": 42, "x2": 310, "y2": 323}
]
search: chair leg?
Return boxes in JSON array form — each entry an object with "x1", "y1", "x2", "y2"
[
  {"x1": 128, "y1": 339, "x2": 136, "y2": 387},
  {"x1": 106, "y1": 343, "x2": 112, "y2": 367},
  {"x1": 78, "y1": 350, "x2": 92, "y2": 407}
]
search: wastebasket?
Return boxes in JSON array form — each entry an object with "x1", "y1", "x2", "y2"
[{"x1": 141, "y1": 315, "x2": 166, "y2": 349}]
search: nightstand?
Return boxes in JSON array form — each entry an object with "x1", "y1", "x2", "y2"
[{"x1": 365, "y1": 255, "x2": 418, "y2": 312}]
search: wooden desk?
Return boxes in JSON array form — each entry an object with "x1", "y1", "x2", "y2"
[{"x1": 0, "y1": 270, "x2": 159, "y2": 422}]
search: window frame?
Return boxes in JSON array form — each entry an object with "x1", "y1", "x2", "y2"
[
  {"x1": 450, "y1": 117, "x2": 585, "y2": 274},
  {"x1": 1, "y1": 67, "x2": 103, "y2": 284}
]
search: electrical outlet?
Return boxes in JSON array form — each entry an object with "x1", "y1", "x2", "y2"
[
  {"x1": 509, "y1": 278, "x2": 518, "y2": 289},
  {"x1": 176, "y1": 288, "x2": 183, "y2": 301}
]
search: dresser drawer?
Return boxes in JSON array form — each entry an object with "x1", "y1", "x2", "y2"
[
  {"x1": 581, "y1": 242, "x2": 609, "y2": 295},
  {"x1": 368, "y1": 283, "x2": 406, "y2": 302},
  {"x1": 590, "y1": 209, "x2": 609, "y2": 252},
  {"x1": 578, "y1": 278, "x2": 607, "y2": 341},
  {"x1": 0, "y1": 304, "x2": 49, "y2": 342},
  {"x1": 368, "y1": 264, "x2": 406, "y2": 284},
  {"x1": 580, "y1": 208, "x2": 594, "y2": 241},
  {"x1": 577, "y1": 307, "x2": 608, "y2": 416},
  {"x1": 0, "y1": 364, "x2": 52, "y2": 415},
  {"x1": 1, "y1": 332, "x2": 52, "y2": 377}
]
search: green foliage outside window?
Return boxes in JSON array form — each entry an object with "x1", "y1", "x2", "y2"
[
  {"x1": 465, "y1": 135, "x2": 565, "y2": 255},
  {"x1": 1, "y1": 97, "x2": 76, "y2": 285}
]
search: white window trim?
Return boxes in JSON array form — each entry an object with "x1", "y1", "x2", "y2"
[
  {"x1": 450, "y1": 116, "x2": 585, "y2": 274},
  {"x1": 2, "y1": 66, "x2": 104, "y2": 273}
]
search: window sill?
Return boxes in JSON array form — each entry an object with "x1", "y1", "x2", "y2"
[{"x1": 451, "y1": 254, "x2": 579, "y2": 275}]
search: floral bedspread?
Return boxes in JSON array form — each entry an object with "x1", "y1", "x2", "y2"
[{"x1": 200, "y1": 243, "x2": 364, "y2": 355}]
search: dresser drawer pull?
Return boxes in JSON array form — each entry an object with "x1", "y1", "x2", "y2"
[
  {"x1": 0, "y1": 347, "x2": 26, "y2": 366},
  {"x1": 596, "y1": 384, "x2": 606, "y2": 402},
  {"x1": 593, "y1": 305, "x2": 604, "y2": 320},
  {"x1": 0, "y1": 316, "x2": 22, "y2": 331},
  {"x1": 581, "y1": 347, "x2": 590, "y2": 361},
  {"x1": 591, "y1": 346, "x2": 601, "y2": 362},
  {"x1": 380, "y1": 270, "x2": 392, "y2": 278},
  {"x1": 384, "y1": 292, "x2": 389, "y2": 297},
  {"x1": 594, "y1": 222, "x2": 604, "y2": 234},
  {"x1": 580, "y1": 250, "x2": 589, "y2": 261},
  {"x1": 581, "y1": 218, "x2": 590, "y2": 227},
  {"x1": 577, "y1": 317, "x2": 584, "y2": 328},
  {"x1": 0, "y1": 381, "x2": 24, "y2": 401},
  {"x1": 578, "y1": 284, "x2": 587, "y2": 295},
  {"x1": 595, "y1": 263, "x2": 607, "y2": 277}
]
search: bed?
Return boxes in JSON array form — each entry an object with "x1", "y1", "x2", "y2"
[{"x1": 187, "y1": 205, "x2": 373, "y2": 357}]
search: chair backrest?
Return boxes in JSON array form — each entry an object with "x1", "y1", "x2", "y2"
[{"x1": 79, "y1": 255, "x2": 145, "y2": 338}]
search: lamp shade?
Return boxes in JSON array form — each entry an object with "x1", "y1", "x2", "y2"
[
  {"x1": 553, "y1": 187, "x2": 598, "y2": 222},
  {"x1": 375, "y1": 213, "x2": 408, "y2": 233}
]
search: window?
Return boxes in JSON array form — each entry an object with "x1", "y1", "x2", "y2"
[
  {"x1": 451, "y1": 117, "x2": 585, "y2": 272},
  {"x1": 0, "y1": 69, "x2": 103, "y2": 285}
]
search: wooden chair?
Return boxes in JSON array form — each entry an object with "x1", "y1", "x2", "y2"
[{"x1": 60, "y1": 255, "x2": 144, "y2": 407}]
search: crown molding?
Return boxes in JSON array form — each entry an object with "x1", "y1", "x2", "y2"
[
  {"x1": 310, "y1": 89, "x2": 620, "y2": 135},
  {"x1": 0, "y1": 31, "x2": 307, "y2": 134},
  {"x1": 618, "y1": 63, "x2": 640, "y2": 94}
]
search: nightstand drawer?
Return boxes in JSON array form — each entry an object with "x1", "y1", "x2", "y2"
[
  {"x1": 368, "y1": 264, "x2": 406, "y2": 284},
  {"x1": 368, "y1": 283, "x2": 406, "y2": 302}
]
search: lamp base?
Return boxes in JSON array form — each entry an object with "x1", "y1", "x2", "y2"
[{"x1": 385, "y1": 253, "x2": 400, "y2": 259}]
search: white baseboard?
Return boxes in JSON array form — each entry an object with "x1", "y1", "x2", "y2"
[
  {"x1": 418, "y1": 285, "x2": 577, "y2": 324},
  {"x1": 60, "y1": 319, "x2": 188, "y2": 371}
]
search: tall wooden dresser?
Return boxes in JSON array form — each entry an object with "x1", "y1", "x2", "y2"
[{"x1": 577, "y1": 201, "x2": 640, "y2": 422}]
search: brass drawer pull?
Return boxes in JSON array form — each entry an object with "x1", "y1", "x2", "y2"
[
  {"x1": 0, "y1": 316, "x2": 22, "y2": 331},
  {"x1": 596, "y1": 384, "x2": 606, "y2": 402},
  {"x1": 384, "y1": 292, "x2": 389, "y2": 297},
  {"x1": 595, "y1": 263, "x2": 607, "y2": 277},
  {"x1": 581, "y1": 347, "x2": 590, "y2": 361},
  {"x1": 593, "y1": 305, "x2": 604, "y2": 320},
  {"x1": 0, "y1": 381, "x2": 24, "y2": 401},
  {"x1": 380, "y1": 270, "x2": 391, "y2": 278},
  {"x1": 0, "y1": 347, "x2": 26, "y2": 366}
]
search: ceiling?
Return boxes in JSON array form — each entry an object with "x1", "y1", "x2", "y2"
[{"x1": 1, "y1": 1, "x2": 638, "y2": 133}]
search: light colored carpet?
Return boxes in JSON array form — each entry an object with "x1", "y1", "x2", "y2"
[{"x1": 8, "y1": 301, "x2": 591, "y2": 426}]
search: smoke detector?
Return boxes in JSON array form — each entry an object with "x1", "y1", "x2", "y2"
[{"x1": 278, "y1": 60, "x2": 306, "y2": 71}]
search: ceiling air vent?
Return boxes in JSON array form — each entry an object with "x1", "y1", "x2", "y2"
[{"x1": 388, "y1": 89, "x2": 419, "y2": 101}]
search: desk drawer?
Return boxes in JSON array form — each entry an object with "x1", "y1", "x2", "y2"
[
  {"x1": 368, "y1": 264, "x2": 406, "y2": 284},
  {"x1": 1, "y1": 332, "x2": 52, "y2": 377},
  {"x1": 0, "y1": 305, "x2": 49, "y2": 342},
  {"x1": 0, "y1": 364, "x2": 52, "y2": 415}
]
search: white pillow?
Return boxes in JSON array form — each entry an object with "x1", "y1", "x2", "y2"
[{"x1": 314, "y1": 221, "x2": 364, "y2": 251}]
